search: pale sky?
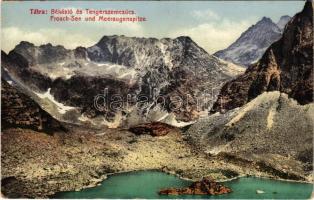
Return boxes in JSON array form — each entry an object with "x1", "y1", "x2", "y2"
[{"x1": 1, "y1": 1, "x2": 304, "y2": 54}]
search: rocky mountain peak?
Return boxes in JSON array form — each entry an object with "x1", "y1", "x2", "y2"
[
  {"x1": 213, "y1": 15, "x2": 284, "y2": 67},
  {"x1": 87, "y1": 34, "x2": 212, "y2": 71},
  {"x1": 175, "y1": 36, "x2": 205, "y2": 52},
  {"x1": 241, "y1": 17, "x2": 281, "y2": 42},
  {"x1": 304, "y1": 0, "x2": 314, "y2": 12},
  {"x1": 12, "y1": 41, "x2": 71, "y2": 65},
  {"x1": 176, "y1": 36, "x2": 193, "y2": 43},
  {"x1": 15, "y1": 41, "x2": 35, "y2": 49},
  {"x1": 259, "y1": 17, "x2": 275, "y2": 25}
]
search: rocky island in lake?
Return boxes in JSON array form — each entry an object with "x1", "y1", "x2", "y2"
[{"x1": 159, "y1": 177, "x2": 232, "y2": 195}]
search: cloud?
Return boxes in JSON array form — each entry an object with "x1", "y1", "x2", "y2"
[
  {"x1": 2, "y1": 8, "x2": 251, "y2": 56},
  {"x1": 1, "y1": 27, "x2": 96, "y2": 52},
  {"x1": 1, "y1": 7, "x2": 146, "y2": 52},
  {"x1": 170, "y1": 19, "x2": 252, "y2": 54},
  {"x1": 1, "y1": 22, "x2": 145, "y2": 52},
  {"x1": 191, "y1": 9, "x2": 219, "y2": 21}
]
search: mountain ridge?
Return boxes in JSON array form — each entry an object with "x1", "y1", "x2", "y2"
[{"x1": 2, "y1": 35, "x2": 244, "y2": 128}]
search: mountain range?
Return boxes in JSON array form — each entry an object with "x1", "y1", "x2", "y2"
[{"x1": 2, "y1": 36, "x2": 244, "y2": 128}]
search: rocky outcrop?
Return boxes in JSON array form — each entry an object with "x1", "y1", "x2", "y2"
[
  {"x1": 1, "y1": 51, "x2": 52, "y2": 92},
  {"x1": 128, "y1": 122, "x2": 176, "y2": 136},
  {"x1": 159, "y1": 177, "x2": 231, "y2": 195},
  {"x1": 1, "y1": 80, "x2": 64, "y2": 133},
  {"x1": 211, "y1": 1, "x2": 313, "y2": 113},
  {"x1": 214, "y1": 16, "x2": 289, "y2": 67}
]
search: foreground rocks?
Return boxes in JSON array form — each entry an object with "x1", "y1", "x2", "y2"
[
  {"x1": 128, "y1": 122, "x2": 177, "y2": 136},
  {"x1": 187, "y1": 92, "x2": 313, "y2": 182},
  {"x1": 159, "y1": 177, "x2": 231, "y2": 195}
]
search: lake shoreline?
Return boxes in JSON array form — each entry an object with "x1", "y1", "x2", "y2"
[
  {"x1": 52, "y1": 170, "x2": 314, "y2": 199},
  {"x1": 1, "y1": 126, "x2": 312, "y2": 198}
]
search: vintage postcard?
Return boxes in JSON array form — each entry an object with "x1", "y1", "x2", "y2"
[{"x1": 1, "y1": 0, "x2": 313, "y2": 199}]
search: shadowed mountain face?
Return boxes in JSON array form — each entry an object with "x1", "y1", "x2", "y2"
[
  {"x1": 211, "y1": 2, "x2": 313, "y2": 114},
  {"x1": 214, "y1": 15, "x2": 291, "y2": 67},
  {"x1": 2, "y1": 36, "x2": 244, "y2": 128},
  {"x1": 1, "y1": 80, "x2": 64, "y2": 134}
]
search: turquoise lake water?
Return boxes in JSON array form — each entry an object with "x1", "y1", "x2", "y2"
[{"x1": 53, "y1": 171, "x2": 313, "y2": 199}]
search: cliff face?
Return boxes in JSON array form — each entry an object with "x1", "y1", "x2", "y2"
[
  {"x1": 211, "y1": 1, "x2": 313, "y2": 113},
  {"x1": 1, "y1": 80, "x2": 64, "y2": 133}
]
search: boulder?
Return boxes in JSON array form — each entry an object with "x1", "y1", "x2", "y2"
[{"x1": 129, "y1": 122, "x2": 176, "y2": 137}]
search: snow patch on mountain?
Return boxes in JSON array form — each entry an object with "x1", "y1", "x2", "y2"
[
  {"x1": 160, "y1": 113, "x2": 196, "y2": 127},
  {"x1": 35, "y1": 88, "x2": 76, "y2": 114}
]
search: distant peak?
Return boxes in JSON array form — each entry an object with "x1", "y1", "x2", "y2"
[
  {"x1": 251, "y1": 17, "x2": 278, "y2": 29},
  {"x1": 16, "y1": 41, "x2": 35, "y2": 48},
  {"x1": 96, "y1": 35, "x2": 159, "y2": 45},
  {"x1": 260, "y1": 17, "x2": 274, "y2": 24},
  {"x1": 176, "y1": 36, "x2": 192, "y2": 41},
  {"x1": 277, "y1": 15, "x2": 291, "y2": 23},
  {"x1": 279, "y1": 15, "x2": 291, "y2": 20},
  {"x1": 13, "y1": 41, "x2": 35, "y2": 52},
  {"x1": 174, "y1": 36, "x2": 194, "y2": 45},
  {"x1": 40, "y1": 43, "x2": 53, "y2": 47},
  {"x1": 37, "y1": 43, "x2": 66, "y2": 51},
  {"x1": 95, "y1": 35, "x2": 196, "y2": 47},
  {"x1": 97, "y1": 35, "x2": 125, "y2": 44},
  {"x1": 277, "y1": 15, "x2": 291, "y2": 30}
]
